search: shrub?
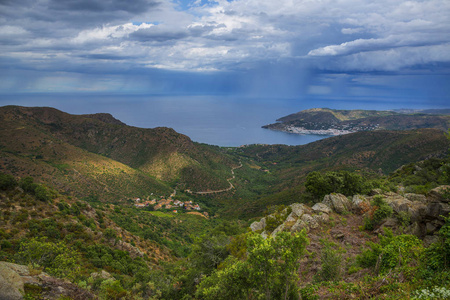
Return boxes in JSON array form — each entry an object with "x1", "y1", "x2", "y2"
[
  {"x1": 363, "y1": 195, "x2": 393, "y2": 230},
  {"x1": 318, "y1": 244, "x2": 342, "y2": 282},
  {"x1": 0, "y1": 173, "x2": 17, "y2": 190},
  {"x1": 16, "y1": 238, "x2": 80, "y2": 279}
]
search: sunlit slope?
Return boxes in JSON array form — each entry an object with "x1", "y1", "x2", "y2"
[{"x1": 0, "y1": 106, "x2": 236, "y2": 198}]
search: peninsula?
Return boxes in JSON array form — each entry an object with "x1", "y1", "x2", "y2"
[{"x1": 262, "y1": 108, "x2": 450, "y2": 136}]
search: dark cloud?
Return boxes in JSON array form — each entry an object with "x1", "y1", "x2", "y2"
[
  {"x1": 48, "y1": 0, "x2": 160, "y2": 14},
  {"x1": 130, "y1": 26, "x2": 189, "y2": 42}
]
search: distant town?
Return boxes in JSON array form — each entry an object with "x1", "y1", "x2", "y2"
[{"x1": 132, "y1": 190, "x2": 206, "y2": 215}]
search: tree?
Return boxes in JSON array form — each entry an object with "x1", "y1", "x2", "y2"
[
  {"x1": 16, "y1": 238, "x2": 80, "y2": 279},
  {"x1": 0, "y1": 173, "x2": 17, "y2": 190},
  {"x1": 196, "y1": 231, "x2": 309, "y2": 300}
]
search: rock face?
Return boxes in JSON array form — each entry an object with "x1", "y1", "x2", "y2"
[
  {"x1": 0, "y1": 262, "x2": 95, "y2": 300},
  {"x1": 323, "y1": 193, "x2": 352, "y2": 214},
  {"x1": 312, "y1": 203, "x2": 332, "y2": 214},
  {"x1": 250, "y1": 217, "x2": 266, "y2": 232},
  {"x1": 0, "y1": 262, "x2": 24, "y2": 300},
  {"x1": 290, "y1": 203, "x2": 307, "y2": 218},
  {"x1": 351, "y1": 195, "x2": 370, "y2": 214},
  {"x1": 428, "y1": 185, "x2": 450, "y2": 202}
]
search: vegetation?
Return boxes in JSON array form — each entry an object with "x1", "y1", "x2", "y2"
[{"x1": 0, "y1": 106, "x2": 449, "y2": 299}]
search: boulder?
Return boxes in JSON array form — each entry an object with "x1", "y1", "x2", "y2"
[
  {"x1": 0, "y1": 262, "x2": 25, "y2": 300},
  {"x1": 428, "y1": 186, "x2": 450, "y2": 202},
  {"x1": 383, "y1": 193, "x2": 411, "y2": 213},
  {"x1": 285, "y1": 212, "x2": 297, "y2": 223},
  {"x1": 261, "y1": 231, "x2": 268, "y2": 239},
  {"x1": 271, "y1": 223, "x2": 285, "y2": 237},
  {"x1": 91, "y1": 270, "x2": 113, "y2": 280},
  {"x1": 351, "y1": 195, "x2": 370, "y2": 214},
  {"x1": 426, "y1": 202, "x2": 450, "y2": 221},
  {"x1": 404, "y1": 193, "x2": 427, "y2": 203},
  {"x1": 290, "y1": 203, "x2": 307, "y2": 218},
  {"x1": 423, "y1": 235, "x2": 440, "y2": 247},
  {"x1": 301, "y1": 214, "x2": 319, "y2": 229},
  {"x1": 250, "y1": 217, "x2": 266, "y2": 232},
  {"x1": 323, "y1": 194, "x2": 351, "y2": 214},
  {"x1": 313, "y1": 213, "x2": 329, "y2": 224},
  {"x1": 312, "y1": 203, "x2": 331, "y2": 214},
  {"x1": 290, "y1": 219, "x2": 308, "y2": 233}
]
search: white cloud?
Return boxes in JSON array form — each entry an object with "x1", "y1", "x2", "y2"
[{"x1": 1, "y1": 0, "x2": 450, "y2": 76}]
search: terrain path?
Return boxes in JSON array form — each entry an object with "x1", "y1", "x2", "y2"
[{"x1": 193, "y1": 161, "x2": 242, "y2": 194}]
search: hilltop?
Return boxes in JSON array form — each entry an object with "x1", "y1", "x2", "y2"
[
  {"x1": 262, "y1": 108, "x2": 450, "y2": 135},
  {"x1": 0, "y1": 106, "x2": 237, "y2": 202}
]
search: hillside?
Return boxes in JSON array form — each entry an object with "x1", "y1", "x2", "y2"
[
  {"x1": 229, "y1": 129, "x2": 449, "y2": 216},
  {"x1": 0, "y1": 106, "x2": 237, "y2": 200},
  {"x1": 0, "y1": 105, "x2": 450, "y2": 299},
  {"x1": 263, "y1": 108, "x2": 450, "y2": 135}
]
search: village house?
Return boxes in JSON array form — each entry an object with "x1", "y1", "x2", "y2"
[
  {"x1": 173, "y1": 200, "x2": 183, "y2": 207},
  {"x1": 134, "y1": 203, "x2": 146, "y2": 208}
]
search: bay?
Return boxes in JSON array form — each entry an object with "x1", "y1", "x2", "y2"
[{"x1": 0, "y1": 94, "x2": 444, "y2": 147}]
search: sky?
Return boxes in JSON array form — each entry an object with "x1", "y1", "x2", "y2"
[{"x1": 0, "y1": 0, "x2": 449, "y2": 105}]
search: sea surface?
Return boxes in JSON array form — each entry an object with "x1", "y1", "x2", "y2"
[{"x1": 0, "y1": 94, "x2": 446, "y2": 147}]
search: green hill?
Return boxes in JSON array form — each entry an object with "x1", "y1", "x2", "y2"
[{"x1": 0, "y1": 106, "x2": 237, "y2": 201}]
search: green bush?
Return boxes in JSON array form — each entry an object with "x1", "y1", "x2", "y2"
[
  {"x1": 363, "y1": 195, "x2": 393, "y2": 230},
  {"x1": 356, "y1": 228, "x2": 423, "y2": 274},
  {"x1": 0, "y1": 173, "x2": 17, "y2": 190},
  {"x1": 318, "y1": 244, "x2": 342, "y2": 282},
  {"x1": 16, "y1": 238, "x2": 80, "y2": 279}
]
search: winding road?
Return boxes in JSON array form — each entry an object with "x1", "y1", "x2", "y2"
[{"x1": 193, "y1": 161, "x2": 242, "y2": 195}]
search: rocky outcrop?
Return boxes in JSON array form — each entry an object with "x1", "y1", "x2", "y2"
[
  {"x1": 0, "y1": 262, "x2": 24, "y2": 300},
  {"x1": 312, "y1": 203, "x2": 332, "y2": 214},
  {"x1": 351, "y1": 195, "x2": 370, "y2": 214},
  {"x1": 428, "y1": 185, "x2": 450, "y2": 202},
  {"x1": 249, "y1": 186, "x2": 450, "y2": 241},
  {"x1": 0, "y1": 262, "x2": 95, "y2": 300},
  {"x1": 323, "y1": 193, "x2": 352, "y2": 214},
  {"x1": 290, "y1": 203, "x2": 307, "y2": 218},
  {"x1": 250, "y1": 217, "x2": 266, "y2": 232}
]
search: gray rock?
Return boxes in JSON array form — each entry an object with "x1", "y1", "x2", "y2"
[
  {"x1": 323, "y1": 194, "x2": 351, "y2": 214},
  {"x1": 384, "y1": 193, "x2": 412, "y2": 213},
  {"x1": 91, "y1": 270, "x2": 113, "y2": 280},
  {"x1": 271, "y1": 223, "x2": 285, "y2": 237},
  {"x1": 290, "y1": 203, "x2": 307, "y2": 218},
  {"x1": 407, "y1": 222, "x2": 424, "y2": 237},
  {"x1": 428, "y1": 186, "x2": 450, "y2": 202},
  {"x1": 250, "y1": 217, "x2": 266, "y2": 232},
  {"x1": 0, "y1": 262, "x2": 25, "y2": 300},
  {"x1": 423, "y1": 235, "x2": 440, "y2": 247},
  {"x1": 301, "y1": 214, "x2": 319, "y2": 229},
  {"x1": 312, "y1": 203, "x2": 331, "y2": 214},
  {"x1": 404, "y1": 193, "x2": 427, "y2": 203},
  {"x1": 426, "y1": 202, "x2": 450, "y2": 220},
  {"x1": 285, "y1": 212, "x2": 297, "y2": 223},
  {"x1": 290, "y1": 219, "x2": 308, "y2": 233},
  {"x1": 426, "y1": 222, "x2": 437, "y2": 234},
  {"x1": 313, "y1": 213, "x2": 329, "y2": 224},
  {"x1": 351, "y1": 195, "x2": 370, "y2": 214}
]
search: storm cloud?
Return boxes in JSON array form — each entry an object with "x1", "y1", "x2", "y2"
[{"x1": 0, "y1": 0, "x2": 449, "y2": 99}]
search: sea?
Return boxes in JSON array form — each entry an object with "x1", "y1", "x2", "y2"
[{"x1": 0, "y1": 94, "x2": 446, "y2": 147}]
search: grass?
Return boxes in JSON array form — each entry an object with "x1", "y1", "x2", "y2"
[{"x1": 147, "y1": 211, "x2": 176, "y2": 218}]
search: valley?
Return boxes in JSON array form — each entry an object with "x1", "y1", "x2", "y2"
[{"x1": 0, "y1": 105, "x2": 449, "y2": 299}]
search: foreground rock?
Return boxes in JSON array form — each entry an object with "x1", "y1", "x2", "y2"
[
  {"x1": 250, "y1": 186, "x2": 450, "y2": 241},
  {"x1": 0, "y1": 262, "x2": 95, "y2": 300}
]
